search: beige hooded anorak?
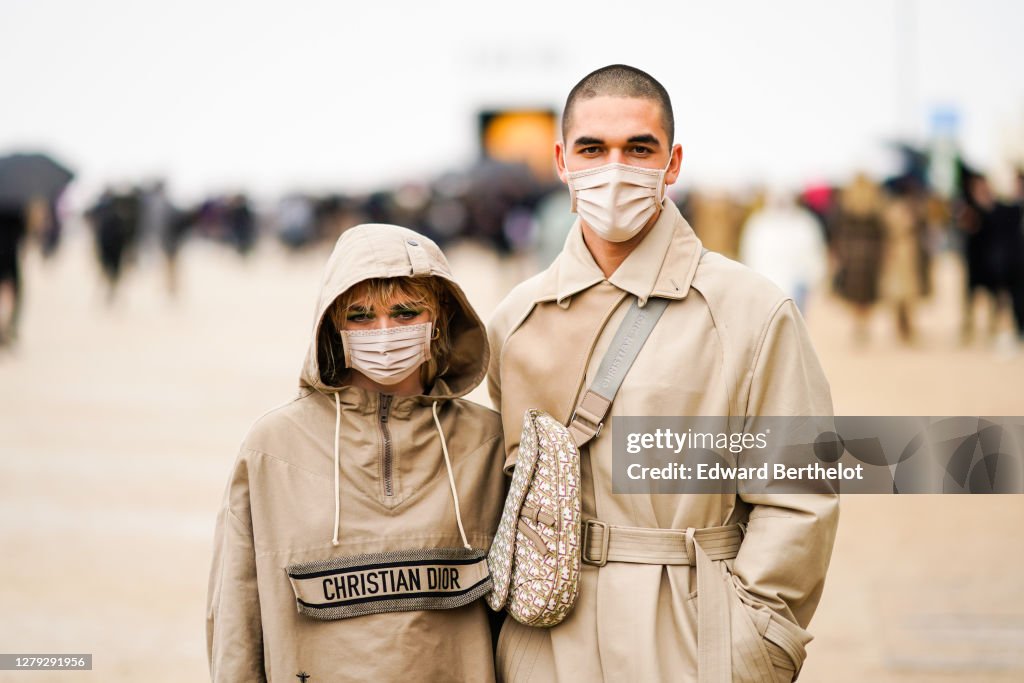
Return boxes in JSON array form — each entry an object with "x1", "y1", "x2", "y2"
[
  {"x1": 488, "y1": 201, "x2": 839, "y2": 683},
  {"x1": 207, "y1": 225, "x2": 506, "y2": 682}
]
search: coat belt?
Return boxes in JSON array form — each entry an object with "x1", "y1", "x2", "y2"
[
  {"x1": 581, "y1": 520, "x2": 742, "y2": 566},
  {"x1": 581, "y1": 520, "x2": 743, "y2": 683}
]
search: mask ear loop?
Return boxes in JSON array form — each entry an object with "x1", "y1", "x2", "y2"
[
  {"x1": 562, "y1": 146, "x2": 579, "y2": 213},
  {"x1": 657, "y1": 146, "x2": 675, "y2": 204}
]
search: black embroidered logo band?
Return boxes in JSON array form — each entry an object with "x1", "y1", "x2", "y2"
[{"x1": 286, "y1": 547, "x2": 491, "y2": 620}]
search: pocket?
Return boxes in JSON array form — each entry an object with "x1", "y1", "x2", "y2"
[
  {"x1": 726, "y1": 584, "x2": 779, "y2": 683},
  {"x1": 764, "y1": 639, "x2": 796, "y2": 683},
  {"x1": 762, "y1": 611, "x2": 812, "y2": 679},
  {"x1": 731, "y1": 586, "x2": 813, "y2": 682}
]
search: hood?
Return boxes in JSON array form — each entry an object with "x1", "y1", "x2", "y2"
[{"x1": 300, "y1": 224, "x2": 488, "y2": 400}]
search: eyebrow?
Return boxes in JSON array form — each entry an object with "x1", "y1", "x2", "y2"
[
  {"x1": 627, "y1": 134, "x2": 661, "y2": 146},
  {"x1": 572, "y1": 134, "x2": 662, "y2": 147}
]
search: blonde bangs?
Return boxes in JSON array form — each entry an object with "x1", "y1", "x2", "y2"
[
  {"x1": 341, "y1": 278, "x2": 441, "y2": 320},
  {"x1": 325, "y1": 276, "x2": 455, "y2": 390}
]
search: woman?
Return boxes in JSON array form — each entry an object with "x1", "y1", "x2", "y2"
[
  {"x1": 832, "y1": 173, "x2": 885, "y2": 344},
  {"x1": 207, "y1": 224, "x2": 506, "y2": 682}
]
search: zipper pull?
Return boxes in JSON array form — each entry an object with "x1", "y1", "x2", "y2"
[{"x1": 379, "y1": 394, "x2": 391, "y2": 422}]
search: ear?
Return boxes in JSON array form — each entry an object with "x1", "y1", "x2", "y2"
[
  {"x1": 665, "y1": 144, "x2": 683, "y2": 186},
  {"x1": 555, "y1": 141, "x2": 569, "y2": 184}
]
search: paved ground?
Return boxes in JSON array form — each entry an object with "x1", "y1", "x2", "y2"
[{"x1": 1, "y1": 227, "x2": 1022, "y2": 682}]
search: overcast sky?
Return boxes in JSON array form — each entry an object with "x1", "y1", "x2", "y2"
[{"x1": 2, "y1": 0, "x2": 1023, "y2": 202}]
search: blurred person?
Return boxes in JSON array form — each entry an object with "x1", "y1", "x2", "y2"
[
  {"x1": 139, "y1": 180, "x2": 187, "y2": 297},
  {"x1": 0, "y1": 204, "x2": 27, "y2": 346},
  {"x1": 37, "y1": 197, "x2": 63, "y2": 259},
  {"x1": 831, "y1": 173, "x2": 885, "y2": 345},
  {"x1": 225, "y1": 193, "x2": 256, "y2": 256},
  {"x1": 487, "y1": 64, "x2": 837, "y2": 683},
  {"x1": 162, "y1": 208, "x2": 193, "y2": 298},
  {"x1": 313, "y1": 194, "x2": 359, "y2": 246},
  {"x1": 879, "y1": 181, "x2": 930, "y2": 344},
  {"x1": 738, "y1": 187, "x2": 827, "y2": 313},
  {"x1": 532, "y1": 187, "x2": 574, "y2": 270},
  {"x1": 277, "y1": 193, "x2": 317, "y2": 250},
  {"x1": 799, "y1": 182, "x2": 833, "y2": 237},
  {"x1": 957, "y1": 168, "x2": 1023, "y2": 344},
  {"x1": 1014, "y1": 169, "x2": 1024, "y2": 342},
  {"x1": 462, "y1": 159, "x2": 544, "y2": 255},
  {"x1": 138, "y1": 180, "x2": 172, "y2": 250},
  {"x1": 390, "y1": 183, "x2": 435, "y2": 244},
  {"x1": 686, "y1": 188, "x2": 745, "y2": 258},
  {"x1": 361, "y1": 190, "x2": 395, "y2": 226},
  {"x1": 85, "y1": 188, "x2": 140, "y2": 304},
  {"x1": 0, "y1": 194, "x2": 64, "y2": 345},
  {"x1": 192, "y1": 197, "x2": 226, "y2": 241},
  {"x1": 207, "y1": 224, "x2": 506, "y2": 682},
  {"x1": 423, "y1": 193, "x2": 470, "y2": 247},
  {"x1": 999, "y1": 169, "x2": 1024, "y2": 345}
]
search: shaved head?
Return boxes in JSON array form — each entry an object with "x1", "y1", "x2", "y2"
[{"x1": 562, "y1": 64, "x2": 674, "y2": 145}]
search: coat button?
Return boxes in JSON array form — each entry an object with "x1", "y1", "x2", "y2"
[{"x1": 407, "y1": 239, "x2": 419, "y2": 246}]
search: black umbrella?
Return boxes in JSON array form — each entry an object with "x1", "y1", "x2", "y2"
[{"x1": 0, "y1": 153, "x2": 74, "y2": 209}]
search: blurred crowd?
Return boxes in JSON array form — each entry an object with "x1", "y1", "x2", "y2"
[
  {"x1": 685, "y1": 162, "x2": 1024, "y2": 348},
  {"x1": 1, "y1": 153, "x2": 1023, "y2": 353}
]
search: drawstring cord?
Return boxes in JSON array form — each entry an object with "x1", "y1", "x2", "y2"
[
  {"x1": 332, "y1": 392, "x2": 341, "y2": 546},
  {"x1": 433, "y1": 400, "x2": 471, "y2": 550},
  {"x1": 329, "y1": 392, "x2": 469, "y2": 550}
]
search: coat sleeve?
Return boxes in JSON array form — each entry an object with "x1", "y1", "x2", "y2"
[
  {"x1": 486, "y1": 274, "x2": 547, "y2": 473},
  {"x1": 487, "y1": 301, "x2": 518, "y2": 473},
  {"x1": 731, "y1": 299, "x2": 840, "y2": 629},
  {"x1": 486, "y1": 318, "x2": 503, "y2": 415},
  {"x1": 206, "y1": 454, "x2": 266, "y2": 682}
]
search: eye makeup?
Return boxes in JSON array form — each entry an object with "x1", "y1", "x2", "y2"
[
  {"x1": 345, "y1": 305, "x2": 374, "y2": 322},
  {"x1": 390, "y1": 304, "x2": 425, "y2": 319},
  {"x1": 343, "y1": 302, "x2": 426, "y2": 322}
]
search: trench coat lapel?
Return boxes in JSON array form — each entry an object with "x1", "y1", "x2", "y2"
[{"x1": 543, "y1": 199, "x2": 704, "y2": 308}]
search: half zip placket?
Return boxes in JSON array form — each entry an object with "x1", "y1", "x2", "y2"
[{"x1": 378, "y1": 393, "x2": 394, "y2": 496}]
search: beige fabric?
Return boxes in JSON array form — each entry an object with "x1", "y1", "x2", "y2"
[
  {"x1": 488, "y1": 201, "x2": 839, "y2": 682},
  {"x1": 581, "y1": 522, "x2": 741, "y2": 566},
  {"x1": 207, "y1": 225, "x2": 506, "y2": 682}
]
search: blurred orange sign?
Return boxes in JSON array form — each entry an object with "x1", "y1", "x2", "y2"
[{"x1": 480, "y1": 110, "x2": 557, "y2": 180}]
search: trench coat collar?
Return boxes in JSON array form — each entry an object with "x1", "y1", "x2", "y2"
[{"x1": 543, "y1": 199, "x2": 704, "y2": 308}]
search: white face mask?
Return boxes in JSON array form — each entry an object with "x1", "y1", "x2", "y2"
[
  {"x1": 565, "y1": 156, "x2": 671, "y2": 242},
  {"x1": 340, "y1": 321, "x2": 432, "y2": 386}
]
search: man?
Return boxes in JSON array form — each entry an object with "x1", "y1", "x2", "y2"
[
  {"x1": 487, "y1": 65, "x2": 838, "y2": 682},
  {"x1": 0, "y1": 204, "x2": 27, "y2": 345}
]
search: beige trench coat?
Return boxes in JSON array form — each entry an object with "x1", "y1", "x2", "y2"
[{"x1": 487, "y1": 201, "x2": 839, "y2": 683}]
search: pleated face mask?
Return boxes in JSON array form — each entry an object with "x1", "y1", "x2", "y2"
[
  {"x1": 565, "y1": 158, "x2": 670, "y2": 242},
  {"x1": 340, "y1": 321, "x2": 432, "y2": 386}
]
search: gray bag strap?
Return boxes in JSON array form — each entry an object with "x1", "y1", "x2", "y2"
[{"x1": 567, "y1": 296, "x2": 669, "y2": 447}]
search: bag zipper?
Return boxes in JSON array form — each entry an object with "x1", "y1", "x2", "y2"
[{"x1": 378, "y1": 393, "x2": 394, "y2": 496}]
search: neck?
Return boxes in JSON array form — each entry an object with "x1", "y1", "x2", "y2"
[{"x1": 581, "y1": 206, "x2": 661, "y2": 278}]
